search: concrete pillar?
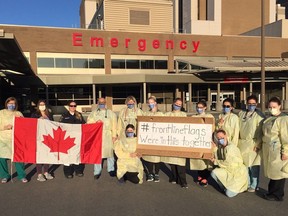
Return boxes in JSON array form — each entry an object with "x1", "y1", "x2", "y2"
[
  {"x1": 143, "y1": 82, "x2": 147, "y2": 104},
  {"x1": 92, "y1": 84, "x2": 96, "y2": 104},
  {"x1": 105, "y1": 86, "x2": 113, "y2": 110},
  {"x1": 187, "y1": 83, "x2": 193, "y2": 112},
  {"x1": 99, "y1": 87, "x2": 102, "y2": 99},
  {"x1": 46, "y1": 85, "x2": 49, "y2": 105},
  {"x1": 175, "y1": 61, "x2": 179, "y2": 73},
  {"x1": 283, "y1": 82, "x2": 288, "y2": 109},
  {"x1": 249, "y1": 82, "x2": 253, "y2": 95},
  {"x1": 216, "y1": 83, "x2": 222, "y2": 111},
  {"x1": 207, "y1": 87, "x2": 211, "y2": 111}
]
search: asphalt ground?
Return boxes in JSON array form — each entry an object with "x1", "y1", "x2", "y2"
[{"x1": 0, "y1": 160, "x2": 287, "y2": 216}]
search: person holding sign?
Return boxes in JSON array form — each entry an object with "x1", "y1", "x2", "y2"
[
  {"x1": 142, "y1": 96, "x2": 164, "y2": 182},
  {"x1": 190, "y1": 100, "x2": 215, "y2": 187},
  {"x1": 210, "y1": 129, "x2": 248, "y2": 198},
  {"x1": 115, "y1": 124, "x2": 144, "y2": 184},
  {"x1": 261, "y1": 97, "x2": 288, "y2": 201},
  {"x1": 216, "y1": 98, "x2": 239, "y2": 145},
  {"x1": 238, "y1": 95, "x2": 265, "y2": 193},
  {"x1": 117, "y1": 96, "x2": 143, "y2": 137},
  {"x1": 161, "y1": 98, "x2": 188, "y2": 188},
  {"x1": 87, "y1": 98, "x2": 118, "y2": 180}
]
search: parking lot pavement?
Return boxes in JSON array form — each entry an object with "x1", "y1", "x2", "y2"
[{"x1": 0, "y1": 162, "x2": 287, "y2": 216}]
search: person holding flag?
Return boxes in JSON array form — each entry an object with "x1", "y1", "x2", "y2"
[
  {"x1": 87, "y1": 97, "x2": 118, "y2": 180},
  {"x1": 59, "y1": 101, "x2": 86, "y2": 179},
  {"x1": 0, "y1": 97, "x2": 27, "y2": 183}
]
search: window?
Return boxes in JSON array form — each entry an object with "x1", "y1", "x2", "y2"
[
  {"x1": 130, "y1": 10, "x2": 150, "y2": 25},
  {"x1": 55, "y1": 58, "x2": 72, "y2": 68},
  {"x1": 141, "y1": 60, "x2": 154, "y2": 69},
  {"x1": 155, "y1": 60, "x2": 167, "y2": 69},
  {"x1": 111, "y1": 59, "x2": 125, "y2": 69},
  {"x1": 89, "y1": 59, "x2": 104, "y2": 68},
  {"x1": 126, "y1": 60, "x2": 140, "y2": 69},
  {"x1": 38, "y1": 58, "x2": 54, "y2": 68},
  {"x1": 73, "y1": 58, "x2": 88, "y2": 68}
]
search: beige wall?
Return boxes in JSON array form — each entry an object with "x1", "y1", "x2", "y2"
[
  {"x1": 80, "y1": 0, "x2": 97, "y2": 28},
  {"x1": 1, "y1": 25, "x2": 288, "y2": 74},
  {"x1": 222, "y1": 0, "x2": 271, "y2": 35},
  {"x1": 104, "y1": 0, "x2": 173, "y2": 33}
]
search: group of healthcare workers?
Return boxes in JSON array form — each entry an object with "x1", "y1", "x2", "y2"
[{"x1": 0, "y1": 94, "x2": 287, "y2": 201}]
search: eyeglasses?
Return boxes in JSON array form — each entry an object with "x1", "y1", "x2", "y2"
[
  {"x1": 223, "y1": 105, "x2": 231, "y2": 108},
  {"x1": 69, "y1": 105, "x2": 77, "y2": 107}
]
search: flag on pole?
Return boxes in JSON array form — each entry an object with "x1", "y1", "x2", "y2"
[{"x1": 12, "y1": 117, "x2": 103, "y2": 164}]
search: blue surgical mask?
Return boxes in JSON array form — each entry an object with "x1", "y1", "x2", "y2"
[
  {"x1": 247, "y1": 105, "x2": 256, "y2": 112},
  {"x1": 127, "y1": 104, "x2": 134, "y2": 109},
  {"x1": 196, "y1": 108, "x2": 204, "y2": 114},
  {"x1": 173, "y1": 104, "x2": 181, "y2": 111},
  {"x1": 98, "y1": 104, "x2": 105, "y2": 109},
  {"x1": 218, "y1": 138, "x2": 225, "y2": 146},
  {"x1": 7, "y1": 104, "x2": 16, "y2": 111},
  {"x1": 148, "y1": 104, "x2": 155, "y2": 109},
  {"x1": 126, "y1": 132, "x2": 134, "y2": 137},
  {"x1": 223, "y1": 107, "x2": 230, "y2": 114}
]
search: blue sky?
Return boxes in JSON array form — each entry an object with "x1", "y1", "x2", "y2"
[{"x1": 0, "y1": 0, "x2": 81, "y2": 28}]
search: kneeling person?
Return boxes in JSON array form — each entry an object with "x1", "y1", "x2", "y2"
[{"x1": 115, "y1": 124, "x2": 143, "y2": 184}]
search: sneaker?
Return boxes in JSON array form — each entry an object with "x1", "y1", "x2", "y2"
[
  {"x1": 154, "y1": 174, "x2": 160, "y2": 183},
  {"x1": 21, "y1": 178, "x2": 28, "y2": 183},
  {"x1": 181, "y1": 184, "x2": 188, "y2": 189},
  {"x1": 65, "y1": 175, "x2": 73, "y2": 179},
  {"x1": 1, "y1": 178, "x2": 8, "y2": 184},
  {"x1": 118, "y1": 177, "x2": 125, "y2": 184},
  {"x1": 199, "y1": 179, "x2": 208, "y2": 187},
  {"x1": 109, "y1": 171, "x2": 116, "y2": 177},
  {"x1": 247, "y1": 188, "x2": 256, "y2": 193},
  {"x1": 37, "y1": 174, "x2": 46, "y2": 182},
  {"x1": 147, "y1": 174, "x2": 154, "y2": 182},
  {"x1": 44, "y1": 172, "x2": 54, "y2": 180},
  {"x1": 94, "y1": 174, "x2": 101, "y2": 180},
  {"x1": 75, "y1": 173, "x2": 84, "y2": 177}
]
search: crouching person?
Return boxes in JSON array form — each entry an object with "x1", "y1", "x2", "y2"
[
  {"x1": 114, "y1": 124, "x2": 143, "y2": 184},
  {"x1": 210, "y1": 129, "x2": 248, "y2": 197}
]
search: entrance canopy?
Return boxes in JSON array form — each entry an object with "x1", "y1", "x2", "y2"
[
  {"x1": 0, "y1": 29, "x2": 43, "y2": 87},
  {"x1": 175, "y1": 58, "x2": 288, "y2": 82}
]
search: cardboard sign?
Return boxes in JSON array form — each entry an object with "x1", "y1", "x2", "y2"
[{"x1": 137, "y1": 116, "x2": 214, "y2": 159}]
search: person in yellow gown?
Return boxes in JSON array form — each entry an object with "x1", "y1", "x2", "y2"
[
  {"x1": 216, "y1": 98, "x2": 239, "y2": 145},
  {"x1": 115, "y1": 124, "x2": 143, "y2": 184},
  {"x1": 238, "y1": 95, "x2": 265, "y2": 192},
  {"x1": 161, "y1": 98, "x2": 188, "y2": 188},
  {"x1": 117, "y1": 96, "x2": 143, "y2": 137},
  {"x1": 142, "y1": 96, "x2": 164, "y2": 182},
  {"x1": 190, "y1": 100, "x2": 215, "y2": 187},
  {"x1": 0, "y1": 97, "x2": 27, "y2": 183},
  {"x1": 261, "y1": 97, "x2": 288, "y2": 201},
  {"x1": 210, "y1": 129, "x2": 248, "y2": 197},
  {"x1": 87, "y1": 98, "x2": 118, "y2": 179}
]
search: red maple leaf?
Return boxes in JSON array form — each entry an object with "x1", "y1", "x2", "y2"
[{"x1": 42, "y1": 126, "x2": 76, "y2": 160}]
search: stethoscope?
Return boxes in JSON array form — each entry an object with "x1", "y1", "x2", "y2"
[{"x1": 97, "y1": 108, "x2": 108, "y2": 118}]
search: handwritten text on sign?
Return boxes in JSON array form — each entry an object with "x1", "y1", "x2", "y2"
[{"x1": 138, "y1": 122, "x2": 212, "y2": 149}]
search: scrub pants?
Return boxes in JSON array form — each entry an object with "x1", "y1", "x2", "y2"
[
  {"x1": 248, "y1": 165, "x2": 260, "y2": 190},
  {"x1": 0, "y1": 158, "x2": 26, "y2": 179},
  {"x1": 211, "y1": 170, "x2": 238, "y2": 198},
  {"x1": 170, "y1": 164, "x2": 187, "y2": 185},
  {"x1": 94, "y1": 157, "x2": 115, "y2": 175},
  {"x1": 64, "y1": 164, "x2": 85, "y2": 176},
  {"x1": 268, "y1": 179, "x2": 286, "y2": 200},
  {"x1": 145, "y1": 161, "x2": 160, "y2": 175}
]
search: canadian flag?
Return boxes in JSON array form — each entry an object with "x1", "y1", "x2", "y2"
[{"x1": 12, "y1": 117, "x2": 102, "y2": 164}]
